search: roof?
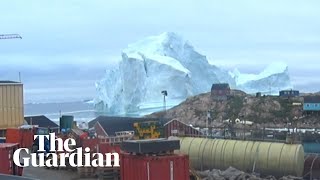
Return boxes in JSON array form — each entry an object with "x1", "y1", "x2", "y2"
[
  {"x1": 89, "y1": 116, "x2": 162, "y2": 136},
  {"x1": 211, "y1": 83, "x2": 230, "y2": 90},
  {"x1": 280, "y1": 90, "x2": 299, "y2": 92},
  {"x1": 164, "y1": 119, "x2": 201, "y2": 131},
  {"x1": 0, "y1": 80, "x2": 21, "y2": 85},
  {"x1": 304, "y1": 96, "x2": 320, "y2": 103},
  {"x1": 24, "y1": 115, "x2": 59, "y2": 128}
]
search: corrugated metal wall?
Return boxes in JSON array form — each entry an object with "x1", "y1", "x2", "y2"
[
  {"x1": 178, "y1": 137, "x2": 305, "y2": 177},
  {"x1": 0, "y1": 83, "x2": 24, "y2": 129}
]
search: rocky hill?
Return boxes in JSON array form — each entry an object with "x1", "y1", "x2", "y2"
[{"x1": 147, "y1": 90, "x2": 320, "y2": 128}]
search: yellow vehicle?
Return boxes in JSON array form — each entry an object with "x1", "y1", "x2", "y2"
[{"x1": 133, "y1": 121, "x2": 163, "y2": 139}]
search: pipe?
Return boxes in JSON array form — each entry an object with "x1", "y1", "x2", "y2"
[{"x1": 176, "y1": 137, "x2": 304, "y2": 177}]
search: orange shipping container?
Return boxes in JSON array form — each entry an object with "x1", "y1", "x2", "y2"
[{"x1": 6, "y1": 128, "x2": 34, "y2": 149}]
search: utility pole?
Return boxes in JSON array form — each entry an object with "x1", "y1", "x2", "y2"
[
  {"x1": 18, "y1": 72, "x2": 21, "y2": 82},
  {"x1": 207, "y1": 111, "x2": 211, "y2": 137},
  {"x1": 161, "y1": 90, "x2": 168, "y2": 111}
]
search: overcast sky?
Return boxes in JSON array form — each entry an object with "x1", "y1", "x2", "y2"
[{"x1": 1, "y1": 0, "x2": 320, "y2": 92}]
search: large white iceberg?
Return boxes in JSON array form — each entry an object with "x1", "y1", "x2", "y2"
[
  {"x1": 95, "y1": 32, "x2": 292, "y2": 114},
  {"x1": 231, "y1": 62, "x2": 292, "y2": 94}
]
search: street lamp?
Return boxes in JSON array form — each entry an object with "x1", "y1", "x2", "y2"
[{"x1": 161, "y1": 90, "x2": 168, "y2": 111}]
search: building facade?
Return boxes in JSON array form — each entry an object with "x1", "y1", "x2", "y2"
[
  {"x1": 164, "y1": 119, "x2": 202, "y2": 137},
  {"x1": 279, "y1": 90, "x2": 300, "y2": 97},
  {"x1": 303, "y1": 96, "x2": 320, "y2": 112},
  {"x1": 0, "y1": 81, "x2": 24, "y2": 131},
  {"x1": 211, "y1": 83, "x2": 231, "y2": 101}
]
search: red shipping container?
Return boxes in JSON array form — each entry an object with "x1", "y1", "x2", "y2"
[
  {"x1": 19, "y1": 129, "x2": 34, "y2": 148},
  {"x1": 121, "y1": 153, "x2": 190, "y2": 180},
  {"x1": 82, "y1": 137, "x2": 99, "y2": 152},
  {"x1": 5, "y1": 128, "x2": 20, "y2": 144},
  {"x1": 0, "y1": 143, "x2": 23, "y2": 176},
  {"x1": 6, "y1": 128, "x2": 34, "y2": 149},
  {"x1": 99, "y1": 143, "x2": 121, "y2": 154}
]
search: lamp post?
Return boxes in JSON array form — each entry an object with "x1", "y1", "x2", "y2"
[
  {"x1": 161, "y1": 90, "x2": 168, "y2": 111},
  {"x1": 207, "y1": 111, "x2": 212, "y2": 137}
]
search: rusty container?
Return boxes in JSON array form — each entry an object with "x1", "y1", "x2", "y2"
[
  {"x1": 120, "y1": 153, "x2": 190, "y2": 180},
  {"x1": 0, "y1": 143, "x2": 21, "y2": 176}
]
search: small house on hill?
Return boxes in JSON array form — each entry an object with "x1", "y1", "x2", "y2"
[
  {"x1": 89, "y1": 116, "x2": 162, "y2": 137},
  {"x1": 24, "y1": 115, "x2": 59, "y2": 133},
  {"x1": 303, "y1": 96, "x2": 320, "y2": 113},
  {"x1": 211, "y1": 83, "x2": 231, "y2": 101},
  {"x1": 279, "y1": 90, "x2": 299, "y2": 97}
]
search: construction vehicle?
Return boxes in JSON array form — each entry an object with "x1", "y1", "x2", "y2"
[{"x1": 133, "y1": 121, "x2": 163, "y2": 139}]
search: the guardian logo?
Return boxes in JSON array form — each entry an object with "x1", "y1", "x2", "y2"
[{"x1": 13, "y1": 133, "x2": 120, "y2": 168}]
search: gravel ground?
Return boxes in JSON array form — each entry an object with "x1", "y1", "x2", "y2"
[
  {"x1": 22, "y1": 166, "x2": 83, "y2": 180},
  {"x1": 19, "y1": 151, "x2": 97, "y2": 180}
]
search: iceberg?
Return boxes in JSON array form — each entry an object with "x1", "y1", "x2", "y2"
[
  {"x1": 231, "y1": 62, "x2": 292, "y2": 94},
  {"x1": 95, "y1": 32, "x2": 292, "y2": 114}
]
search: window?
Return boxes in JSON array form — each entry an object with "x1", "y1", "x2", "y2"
[{"x1": 306, "y1": 104, "x2": 310, "y2": 107}]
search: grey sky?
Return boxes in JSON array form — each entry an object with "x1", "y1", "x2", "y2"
[{"x1": 1, "y1": 0, "x2": 320, "y2": 92}]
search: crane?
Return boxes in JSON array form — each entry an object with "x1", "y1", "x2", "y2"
[{"x1": 0, "y1": 34, "x2": 22, "y2": 40}]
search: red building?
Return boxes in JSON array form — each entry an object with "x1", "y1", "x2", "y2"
[
  {"x1": 164, "y1": 119, "x2": 202, "y2": 137},
  {"x1": 211, "y1": 83, "x2": 231, "y2": 101},
  {"x1": 89, "y1": 116, "x2": 160, "y2": 137}
]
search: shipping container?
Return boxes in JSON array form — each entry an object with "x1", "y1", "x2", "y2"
[
  {"x1": 120, "y1": 153, "x2": 190, "y2": 180},
  {"x1": 303, "y1": 142, "x2": 320, "y2": 154},
  {"x1": 82, "y1": 137, "x2": 122, "y2": 155},
  {"x1": 0, "y1": 143, "x2": 23, "y2": 176},
  {"x1": 0, "y1": 81, "x2": 24, "y2": 130},
  {"x1": 82, "y1": 137, "x2": 99, "y2": 152},
  {"x1": 60, "y1": 115, "x2": 74, "y2": 132},
  {"x1": 6, "y1": 128, "x2": 34, "y2": 149}
]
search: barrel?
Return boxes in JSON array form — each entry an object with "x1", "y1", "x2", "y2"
[
  {"x1": 60, "y1": 115, "x2": 74, "y2": 132},
  {"x1": 177, "y1": 137, "x2": 304, "y2": 177}
]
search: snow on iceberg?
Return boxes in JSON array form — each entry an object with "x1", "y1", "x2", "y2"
[
  {"x1": 95, "y1": 32, "x2": 292, "y2": 114},
  {"x1": 231, "y1": 62, "x2": 292, "y2": 94}
]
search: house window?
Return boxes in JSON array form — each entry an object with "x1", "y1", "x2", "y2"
[{"x1": 306, "y1": 104, "x2": 310, "y2": 107}]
